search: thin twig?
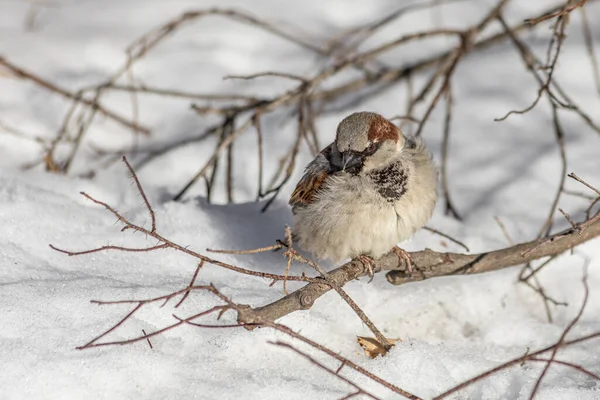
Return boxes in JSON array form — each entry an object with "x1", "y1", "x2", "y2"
[
  {"x1": 0, "y1": 56, "x2": 149, "y2": 135},
  {"x1": 175, "y1": 261, "x2": 204, "y2": 308},
  {"x1": 281, "y1": 227, "x2": 391, "y2": 349},
  {"x1": 580, "y1": 6, "x2": 600, "y2": 97},
  {"x1": 568, "y1": 173, "x2": 600, "y2": 196},
  {"x1": 434, "y1": 269, "x2": 592, "y2": 400},
  {"x1": 528, "y1": 357, "x2": 600, "y2": 381},
  {"x1": 439, "y1": 84, "x2": 461, "y2": 219},
  {"x1": 122, "y1": 156, "x2": 156, "y2": 233},
  {"x1": 224, "y1": 72, "x2": 307, "y2": 83},
  {"x1": 50, "y1": 158, "x2": 320, "y2": 284},
  {"x1": 528, "y1": 266, "x2": 590, "y2": 399},
  {"x1": 239, "y1": 208, "x2": 600, "y2": 323},
  {"x1": 525, "y1": 0, "x2": 589, "y2": 25},
  {"x1": 423, "y1": 226, "x2": 469, "y2": 252},
  {"x1": 271, "y1": 341, "x2": 381, "y2": 400}
]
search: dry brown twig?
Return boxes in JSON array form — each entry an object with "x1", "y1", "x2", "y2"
[
  {"x1": 239, "y1": 172, "x2": 600, "y2": 325},
  {"x1": 33, "y1": 1, "x2": 600, "y2": 397},
  {"x1": 439, "y1": 85, "x2": 461, "y2": 220},
  {"x1": 494, "y1": 12, "x2": 569, "y2": 235},
  {"x1": 519, "y1": 179, "x2": 600, "y2": 297},
  {"x1": 171, "y1": 0, "x2": 593, "y2": 209},
  {"x1": 271, "y1": 341, "x2": 381, "y2": 400},
  {"x1": 525, "y1": 0, "x2": 589, "y2": 25},
  {"x1": 495, "y1": 11, "x2": 600, "y2": 135},
  {"x1": 50, "y1": 157, "x2": 319, "y2": 286},
  {"x1": 490, "y1": 1, "x2": 600, "y2": 323},
  {"x1": 278, "y1": 226, "x2": 391, "y2": 350},
  {"x1": 528, "y1": 265, "x2": 590, "y2": 399},
  {"x1": 434, "y1": 268, "x2": 598, "y2": 399},
  {"x1": 580, "y1": 6, "x2": 600, "y2": 97},
  {"x1": 1, "y1": 8, "x2": 326, "y2": 175},
  {"x1": 5, "y1": 0, "x2": 598, "y2": 220},
  {"x1": 52, "y1": 159, "x2": 414, "y2": 399},
  {"x1": 495, "y1": 216, "x2": 566, "y2": 323},
  {"x1": 0, "y1": 57, "x2": 149, "y2": 136},
  {"x1": 50, "y1": 143, "x2": 600, "y2": 335},
  {"x1": 52, "y1": 156, "x2": 600, "y2": 335},
  {"x1": 50, "y1": 152, "x2": 600, "y2": 398},
  {"x1": 76, "y1": 279, "x2": 419, "y2": 398},
  {"x1": 521, "y1": 174, "x2": 600, "y2": 258},
  {"x1": 76, "y1": 269, "x2": 600, "y2": 399},
  {"x1": 501, "y1": 12, "x2": 569, "y2": 122},
  {"x1": 314, "y1": 0, "x2": 599, "y2": 105},
  {"x1": 422, "y1": 226, "x2": 470, "y2": 252}
]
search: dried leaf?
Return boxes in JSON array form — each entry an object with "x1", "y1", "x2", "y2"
[{"x1": 357, "y1": 336, "x2": 401, "y2": 359}]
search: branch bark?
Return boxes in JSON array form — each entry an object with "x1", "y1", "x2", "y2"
[{"x1": 237, "y1": 213, "x2": 600, "y2": 325}]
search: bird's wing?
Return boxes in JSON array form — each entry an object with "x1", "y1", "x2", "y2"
[{"x1": 289, "y1": 144, "x2": 335, "y2": 208}]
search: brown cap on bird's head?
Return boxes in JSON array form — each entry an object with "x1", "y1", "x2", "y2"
[
  {"x1": 335, "y1": 112, "x2": 401, "y2": 153},
  {"x1": 333, "y1": 112, "x2": 405, "y2": 173}
]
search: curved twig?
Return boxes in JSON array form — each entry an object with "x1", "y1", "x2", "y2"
[{"x1": 238, "y1": 211, "x2": 600, "y2": 324}]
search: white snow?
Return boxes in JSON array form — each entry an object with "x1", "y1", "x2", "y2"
[{"x1": 1, "y1": 0, "x2": 600, "y2": 399}]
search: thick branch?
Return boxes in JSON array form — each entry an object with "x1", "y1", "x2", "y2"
[{"x1": 238, "y1": 214, "x2": 600, "y2": 325}]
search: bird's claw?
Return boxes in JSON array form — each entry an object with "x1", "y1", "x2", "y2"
[
  {"x1": 358, "y1": 254, "x2": 377, "y2": 283},
  {"x1": 392, "y1": 246, "x2": 413, "y2": 275}
]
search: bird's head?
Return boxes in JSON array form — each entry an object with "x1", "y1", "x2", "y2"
[{"x1": 331, "y1": 112, "x2": 405, "y2": 174}]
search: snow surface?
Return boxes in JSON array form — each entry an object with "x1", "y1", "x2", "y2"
[{"x1": 1, "y1": 0, "x2": 600, "y2": 399}]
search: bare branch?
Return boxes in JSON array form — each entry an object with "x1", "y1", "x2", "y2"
[
  {"x1": 528, "y1": 268, "x2": 590, "y2": 399},
  {"x1": 525, "y1": 0, "x2": 589, "y2": 25},
  {"x1": 423, "y1": 226, "x2": 470, "y2": 252},
  {"x1": 239, "y1": 207, "x2": 600, "y2": 324},
  {"x1": 271, "y1": 341, "x2": 381, "y2": 400},
  {"x1": 223, "y1": 72, "x2": 307, "y2": 83},
  {"x1": 0, "y1": 56, "x2": 149, "y2": 135},
  {"x1": 434, "y1": 269, "x2": 592, "y2": 400},
  {"x1": 50, "y1": 158, "x2": 320, "y2": 285}
]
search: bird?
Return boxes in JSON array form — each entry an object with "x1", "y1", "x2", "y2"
[{"x1": 289, "y1": 111, "x2": 438, "y2": 279}]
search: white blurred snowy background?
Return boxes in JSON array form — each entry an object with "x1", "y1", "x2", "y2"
[{"x1": 1, "y1": 0, "x2": 600, "y2": 399}]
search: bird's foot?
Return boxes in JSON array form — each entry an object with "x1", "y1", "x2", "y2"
[
  {"x1": 357, "y1": 254, "x2": 377, "y2": 283},
  {"x1": 392, "y1": 246, "x2": 413, "y2": 275}
]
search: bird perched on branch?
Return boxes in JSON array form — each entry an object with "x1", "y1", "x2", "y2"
[{"x1": 289, "y1": 111, "x2": 438, "y2": 279}]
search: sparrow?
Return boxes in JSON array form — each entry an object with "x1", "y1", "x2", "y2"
[{"x1": 289, "y1": 111, "x2": 438, "y2": 279}]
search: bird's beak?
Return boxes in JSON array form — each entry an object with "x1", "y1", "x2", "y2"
[{"x1": 342, "y1": 151, "x2": 362, "y2": 171}]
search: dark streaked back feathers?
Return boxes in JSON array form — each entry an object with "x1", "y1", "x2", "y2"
[{"x1": 289, "y1": 144, "x2": 335, "y2": 209}]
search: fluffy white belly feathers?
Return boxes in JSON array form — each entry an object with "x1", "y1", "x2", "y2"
[{"x1": 289, "y1": 112, "x2": 438, "y2": 266}]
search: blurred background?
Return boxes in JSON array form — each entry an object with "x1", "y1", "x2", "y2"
[
  {"x1": 2, "y1": 0, "x2": 598, "y2": 219},
  {"x1": 1, "y1": 1, "x2": 600, "y2": 398}
]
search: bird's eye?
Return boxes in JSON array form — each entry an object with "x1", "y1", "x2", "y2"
[{"x1": 366, "y1": 142, "x2": 378, "y2": 153}]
